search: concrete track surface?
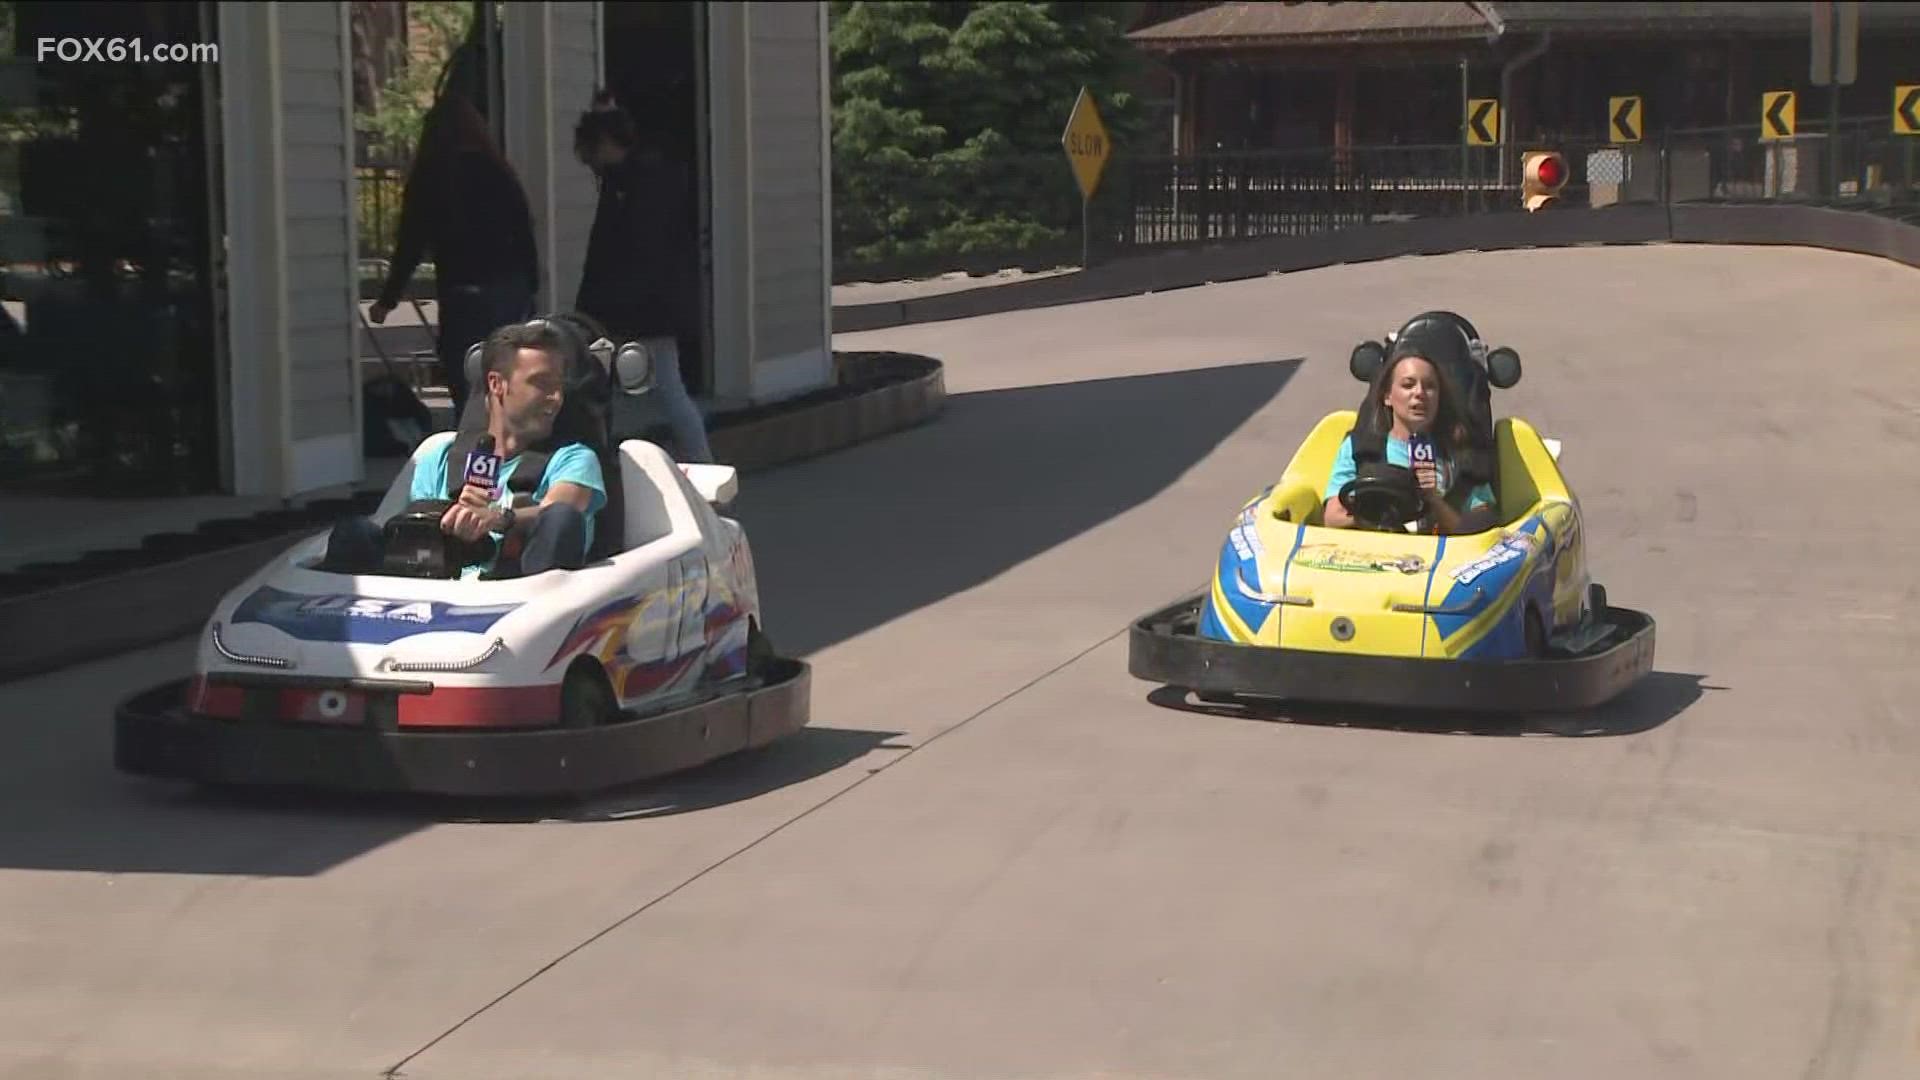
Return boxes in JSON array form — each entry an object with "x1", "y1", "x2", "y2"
[{"x1": 3, "y1": 244, "x2": 1918, "y2": 1080}]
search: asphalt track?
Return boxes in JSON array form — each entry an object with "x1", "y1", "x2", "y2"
[{"x1": 3, "y1": 244, "x2": 1918, "y2": 1079}]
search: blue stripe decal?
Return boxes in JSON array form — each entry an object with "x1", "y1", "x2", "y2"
[
  {"x1": 1278, "y1": 523, "x2": 1307, "y2": 595},
  {"x1": 1420, "y1": 533, "x2": 1447, "y2": 657},
  {"x1": 1430, "y1": 515, "x2": 1547, "y2": 641},
  {"x1": 1199, "y1": 596, "x2": 1230, "y2": 640},
  {"x1": 1214, "y1": 536, "x2": 1271, "y2": 638},
  {"x1": 1276, "y1": 523, "x2": 1306, "y2": 641},
  {"x1": 231, "y1": 585, "x2": 519, "y2": 645}
]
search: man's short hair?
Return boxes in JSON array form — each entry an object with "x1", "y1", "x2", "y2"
[
  {"x1": 574, "y1": 93, "x2": 637, "y2": 158},
  {"x1": 480, "y1": 320, "x2": 572, "y2": 381}
]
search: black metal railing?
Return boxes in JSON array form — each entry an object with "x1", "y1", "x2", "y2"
[
  {"x1": 346, "y1": 117, "x2": 1920, "y2": 285},
  {"x1": 826, "y1": 115, "x2": 1920, "y2": 281},
  {"x1": 356, "y1": 156, "x2": 411, "y2": 263}
]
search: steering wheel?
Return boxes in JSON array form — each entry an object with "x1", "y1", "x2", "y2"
[
  {"x1": 1338, "y1": 463, "x2": 1426, "y2": 531},
  {"x1": 379, "y1": 499, "x2": 494, "y2": 579}
]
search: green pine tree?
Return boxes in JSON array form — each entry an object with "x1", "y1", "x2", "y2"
[{"x1": 830, "y1": 1, "x2": 1147, "y2": 267}]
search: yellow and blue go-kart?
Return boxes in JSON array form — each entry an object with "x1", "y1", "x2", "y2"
[{"x1": 1130, "y1": 311, "x2": 1655, "y2": 713}]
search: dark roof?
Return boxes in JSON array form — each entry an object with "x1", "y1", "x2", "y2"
[
  {"x1": 1129, "y1": 2, "x2": 1920, "y2": 50},
  {"x1": 1129, "y1": 3, "x2": 1492, "y2": 50},
  {"x1": 1489, "y1": 2, "x2": 1920, "y2": 32}
]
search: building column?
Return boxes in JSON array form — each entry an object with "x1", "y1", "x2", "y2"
[
  {"x1": 704, "y1": 0, "x2": 753, "y2": 404},
  {"x1": 1725, "y1": 37, "x2": 1748, "y2": 128},
  {"x1": 1334, "y1": 59, "x2": 1356, "y2": 167},
  {"x1": 502, "y1": 2, "x2": 555, "y2": 309},
  {"x1": 502, "y1": 2, "x2": 601, "y2": 317},
  {"x1": 217, "y1": 1, "x2": 287, "y2": 498},
  {"x1": 218, "y1": 0, "x2": 360, "y2": 499},
  {"x1": 1170, "y1": 63, "x2": 1185, "y2": 155},
  {"x1": 704, "y1": 1, "x2": 833, "y2": 406}
]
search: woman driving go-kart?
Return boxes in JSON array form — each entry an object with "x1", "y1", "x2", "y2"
[
  {"x1": 1126, "y1": 308, "x2": 1657, "y2": 715},
  {"x1": 1321, "y1": 326, "x2": 1499, "y2": 536}
]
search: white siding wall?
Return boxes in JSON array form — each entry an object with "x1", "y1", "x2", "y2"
[
  {"x1": 279, "y1": 3, "x2": 357, "y2": 482},
  {"x1": 745, "y1": 2, "x2": 830, "y2": 398},
  {"x1": 708, "y1": 2, "x2": 832, "y2": 404},
  {"x1": 747, "y1": 2, "x2": 825, "y2": 361},
  {"x1": 221, "y1": 0, "x2": 359, "y2": 497},
  {"x1": 548, "y1": 3, "x2": 601, "y2": 313},
  {"x1": 504, "y1": 1, "x2": 601, "y2": 314}
]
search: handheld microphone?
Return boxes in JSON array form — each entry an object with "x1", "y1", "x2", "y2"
[
  {"x1": 463, "y1": 434, "x2": 502, "y2": 500},
  {"x1": 1409, "y1": 433, "x2": 1437, "y2": 489}
]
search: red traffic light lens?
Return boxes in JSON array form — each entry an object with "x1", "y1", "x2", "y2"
[{"x1": 1537, "y1": 156, "x2": 1566, "y2": 187}]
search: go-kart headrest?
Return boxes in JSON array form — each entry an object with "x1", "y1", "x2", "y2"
[
  {"x1": 613, "y1": 340, "x2": 656, "y2": 396},
  {"x1": 1351, "y1": 310, "x2": 1520, "y2": 390},
  {"x1": 1391, "y1": 311, "x2": 1479, "y2": 374},
  {"x1": 1346, "y1": 310, "x2": 1517, "y2": 493},
  {"x1": 454, "y1": 312, "x2": 624, "y2": 437}
]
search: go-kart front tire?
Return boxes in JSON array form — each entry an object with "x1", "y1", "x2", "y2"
[{"x1": 561, "y1": 660, "x2": 620, "y2": 729}]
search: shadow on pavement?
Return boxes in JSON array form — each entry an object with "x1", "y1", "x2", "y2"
[
  {"x1": 0, "y1": 656, "x2": 898, "y2": 873},
  {"x1": 735, "y1": 358, "x2": 1304, "y2": 657},
  {"x1": 1145, "y1": 670, "x2": 1715, "y2": 738},
  {"x1": 172, "y1": 725, "x2": 906, "y2": 827},
  {"x1": 0, "y1": 358, "x2": 1298, "y2": 875}
]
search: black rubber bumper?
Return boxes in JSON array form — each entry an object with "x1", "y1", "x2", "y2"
[
  {"x1": 114, "y1": 659, "x2": 811, "y2": 798},
  {"x1": 1129, "y1": 594, "x2": 1655, "y2": 713}
]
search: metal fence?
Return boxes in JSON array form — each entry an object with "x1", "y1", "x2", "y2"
[
  {"x1": 344, "y1": 117, "x2": 1920, "y2": 285},
  {"x1": 357, "y1": 158, "x2": 410, "y2": 269},
  {"x1": 844, "y1": 115, "x2": 1920, "y2": 276}
]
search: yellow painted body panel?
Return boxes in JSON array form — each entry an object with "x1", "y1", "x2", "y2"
[{"x1": 1208, "y1": 411, "x2": 1591, "y2": 660}]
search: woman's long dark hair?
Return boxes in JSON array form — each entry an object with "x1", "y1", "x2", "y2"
[
  {"x1": 1366, "y1": 351, "x2": 1470, "y2": 452},
  {"x1": 414, "y1": 92, "x2": 512, "y2": 176}
]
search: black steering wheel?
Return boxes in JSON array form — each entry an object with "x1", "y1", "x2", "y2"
[
  {"x1": 379, "y1": 499, "x2": 494, "y2": 579},
  {"x1": 1338, "y1": 463, "x2": 1425, "y2": 531}
]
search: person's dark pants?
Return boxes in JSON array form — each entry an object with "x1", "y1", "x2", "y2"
[
  {"x1": 507, "y1": 504, "x2": 588, "y2": 576},
  {"x1": 436, "y1": 273, "x2": 534, "y2": 419},
  {"x1": 322, "y1": 516, "x2": 386, "y2": 572},
  {"x1": 322, "y1": 504, "x2": 588, "y2": 578}
]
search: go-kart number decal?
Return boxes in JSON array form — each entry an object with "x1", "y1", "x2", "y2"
[
  {"x1": 231, "y1": 587, "x2": 520, "y2": 645},
  {"x1": 1228, "y1": 509, "x2": 1265, "y2": 561},
  {"x1": 1451, "y1": 532, "x2": 1539, "y2": 585},
  {"x1": 1291, "y1": 545, "x2": 1426, "y2": 575}
]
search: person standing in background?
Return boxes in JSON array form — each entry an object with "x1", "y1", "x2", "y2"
[
  {"x1": 572, "y1": 90, "x2": 714, "y2": 463},
  {"x1": 371, "y1": 93, "x2": 539, "y2": 422}
]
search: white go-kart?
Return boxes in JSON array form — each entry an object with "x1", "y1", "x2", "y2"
[{"x1": 115, "y1": 316, "x2": 810, "y2": 798}]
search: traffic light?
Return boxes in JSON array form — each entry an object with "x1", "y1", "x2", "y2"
[{"x1": 1521, "y1": 150, "x2": 1568, "y2": 211}]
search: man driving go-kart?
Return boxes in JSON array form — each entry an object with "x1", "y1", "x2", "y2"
[
  {"x1": 322, "y1": 319, "x2": 608, "y2": 580},
  {"x1": 1322, "y1": 322, "x2": 1499, "y2": 536},
  {"x1": 115, "y1": 307, "x2": 814, "y2": 798}
]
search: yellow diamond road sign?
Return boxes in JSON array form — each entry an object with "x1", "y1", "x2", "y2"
[
  {"x1": 1762, "y1": 90, "x2": 1796, "y2": 140},
  {"x1": 1465, "y1": 98, "x2": 1500, "y2": 145},
  {"x1": 1061, "y1": 87, "x2": 1111, "y2": 201},
  {"x1": 1609, "y1": 96, "x2": 1643, "y2": 143},
  {"x1": 1896, "y1": 85, "x2": 1920, "y2": 135}
]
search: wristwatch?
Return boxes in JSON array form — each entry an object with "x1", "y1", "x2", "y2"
[{"x1": 497, "y1": 505, "x2": 517, "y2": 534}]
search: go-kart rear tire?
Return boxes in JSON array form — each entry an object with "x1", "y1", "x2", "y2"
[
  {"x1": 746, "y1": 618, "x2": 776, "y2": 678},
  {"x1": 562, "y1": 660, "x2": 621, "y2": 729}
]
